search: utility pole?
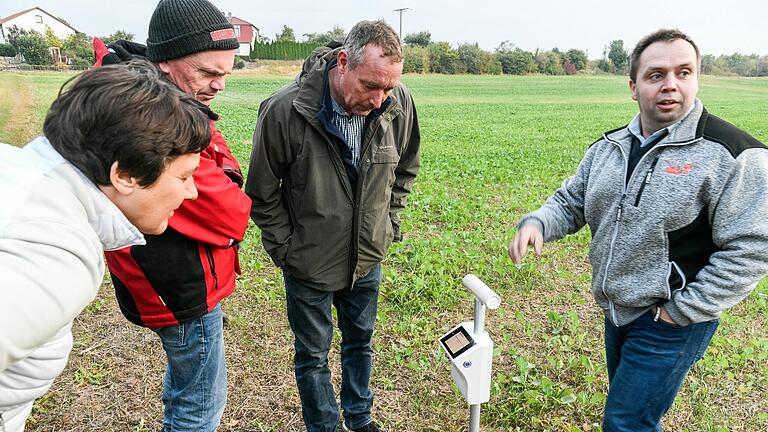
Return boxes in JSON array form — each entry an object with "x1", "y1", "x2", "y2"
[{"x1": 392, "y1": 7, "x2": 412, "y2": 40}]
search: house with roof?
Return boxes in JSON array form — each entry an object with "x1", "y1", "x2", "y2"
[
  {"x1": 0, "y1": 6, "x2": 79, "y2": 44},
  {"x1": 0, "y1": 6, "x2": 80, "y2": 63},
  {"x1": 226, "y1": 13, "x2": 260, "y2": 57}
]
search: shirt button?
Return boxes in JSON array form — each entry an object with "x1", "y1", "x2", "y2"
[{"x1": 366, "y1": 158, "x2": 371, "y2": 163}]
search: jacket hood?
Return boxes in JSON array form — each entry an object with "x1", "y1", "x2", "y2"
[
  {"x1": 299, "y1": 45, "x2": 335, "y2": 81},
  {"x1": 292, "y1": 45, "x2": 339, "y2": 118}
]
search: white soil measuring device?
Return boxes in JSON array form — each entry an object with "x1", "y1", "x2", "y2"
[{"x1": 439, "y1": 274, "x2": 501, "y2": 432}]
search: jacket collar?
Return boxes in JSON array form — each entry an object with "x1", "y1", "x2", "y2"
[
  {"x1": 25, "y1": 137, "x2": 145, "y2": 251},
  {"x1": 606, "y1": 98, "x2": 706, "y2": 146}
]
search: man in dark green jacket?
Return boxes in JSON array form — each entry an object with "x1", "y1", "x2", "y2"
[{"x1": 246, "y1": 20, "x2": 420, "y2": 432}]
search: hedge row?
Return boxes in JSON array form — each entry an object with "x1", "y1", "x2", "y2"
[{"x1": 250, "y1": 41, "x2": 323, "y2": 60}]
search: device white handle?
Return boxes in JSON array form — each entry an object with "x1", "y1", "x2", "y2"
[{"x1": 462, "y1": 274, "x2": 501, "y2": 309}]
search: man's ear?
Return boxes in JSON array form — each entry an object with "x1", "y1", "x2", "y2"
[
  {"x1": 109, "y1": 161, "x2": 138, "y2": 196},
  {"x1": 337, "y1": 50, "x2": 348, "y2": 74},
  {"x1": 629, "y1": 80, "x2": 638, "y2": 101},
  {"x1": 157, "y1": 61, "x2": 171, "y2": 74}
]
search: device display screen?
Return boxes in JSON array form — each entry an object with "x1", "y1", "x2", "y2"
[{"x1": 440, "y1": 326, "x2": 475, "y2": 358}]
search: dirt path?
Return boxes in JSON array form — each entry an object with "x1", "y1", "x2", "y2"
[{"x1": 0, "y1": 73, "x2": 37, "y2": 146}]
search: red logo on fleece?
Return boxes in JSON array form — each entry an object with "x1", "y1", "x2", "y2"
[
  {"x1": 666, "y1": 163, "x2": 694, "y2": 175},
  {"x1": 210, "y1": 29, "x2": 236, "y2": 41}
]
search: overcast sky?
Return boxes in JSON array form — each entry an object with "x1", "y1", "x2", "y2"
[{"x1": 2, "y1": 0, "x2": 766, "y2": 58}]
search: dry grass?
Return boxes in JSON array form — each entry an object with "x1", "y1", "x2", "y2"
[
  {"x1": 26, "y1": 281, "x2": 301, "y2": 431},
  {"x1": 0, "y1": 73, "x2": 36, "y2": 145},
  {"x1": 236, "y1": 60, "x2": 303, "y2": 77}
]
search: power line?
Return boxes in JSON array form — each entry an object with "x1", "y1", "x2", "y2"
[{"x1": 392, "y1": 7, "x2": 412, "y2": 40}]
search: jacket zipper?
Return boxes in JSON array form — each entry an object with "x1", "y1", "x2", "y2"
[
  {"x1": 204, "y1": 245, "x2": 219, "y2": 290},
  {"x1": 602, "y1": 191, "x2": 626, "y2": 326},
  {"x1": 349, "y1": 105, "x2": 399, "y2": 287},
  {"x1": 600, "y1": 134, "x2": 702, "y2": 325},
  {"x1": 633, "y1": 155, "x2": 660, "y2": 207},
  {"x1": 600, "y1": 135, "x2": 631, "y2": 326}
]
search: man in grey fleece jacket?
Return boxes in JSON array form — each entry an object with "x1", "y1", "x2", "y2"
[{"x1": 509, "y1": 29, "x2": 768, "y2": 431}]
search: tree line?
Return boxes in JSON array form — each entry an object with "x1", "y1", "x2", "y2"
[
  {"x1": 2, "y1": 23, "x2": 767, "y2": 77},
  {"x1": 260, "y1": 26, "x2": 768, "y2": 77},
  {"x1": 403, "y1": 32, "x2": 768, "y2": 77}
]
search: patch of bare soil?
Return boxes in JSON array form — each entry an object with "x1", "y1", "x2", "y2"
[{"x1": 26, "y1": 278, "x2": 348, "y2": 431}]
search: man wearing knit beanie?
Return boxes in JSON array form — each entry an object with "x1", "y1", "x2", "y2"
[
  {"x1": 94, "y1": 1, "x2": 251, "y2": 431},
  {"x1": 148, "y1": 0, "x2": 240, "y2": 104}
]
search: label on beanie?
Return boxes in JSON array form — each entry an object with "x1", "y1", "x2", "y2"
[{"x1": 210, "y1": 29, "x2": 236, "y2": 41}]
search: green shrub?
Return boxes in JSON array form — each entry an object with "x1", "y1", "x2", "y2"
[
  {"x1": 594, "y1": 58, "x2": 612, "y2": 73},
  {"x1": 16, "y1": 31, "x2": 52, "y2": 65},
  {"x1": 564, "y1": 48, "x2": 588, "y2": 71},
  {"x1": 71, "y1": 57, "x2": 91, "y2": 70},
  {"x1": 403, "y1": 45, "x2": 429, "y2": 73},
  {"x1": 0, "y1": 43, "x2": 17, "y2": 57},
  {"x1": 536, "y1": 51, "x2": 564, "y2": 75},
  {"x1": 63, "y1": 33, "x2": 94, "y2": 64},
  {"x1": 457, "y1": 43, "x2": 485, "y2": 74},
  {"x1": 496, "y1": 46, "x2": 536, "y2": 75},
  {"x1": 482, "y1": 52, "x2": 503, "y2": 75},
  {"x1": 250, "y1": 41, "x2": 322, "y2": 60},
  {"x1": 427, "y1": 42, "x2": 458, "y2": 74},
  {"x1": 403, "y1": 31, "x2": 431, "y2": 47}
]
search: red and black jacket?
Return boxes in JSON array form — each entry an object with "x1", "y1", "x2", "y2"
[{"x1": 96, "y1": 39, "x2": 252, "y2": 328}]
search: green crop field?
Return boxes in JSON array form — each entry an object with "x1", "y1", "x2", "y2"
[{"x1": 2, "y1": 71, "x2": 768, "y2": 431}]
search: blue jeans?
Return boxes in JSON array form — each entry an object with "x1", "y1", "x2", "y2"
[
  {"x1": 152, "y1": 304, "x2": 227, "y2": 432},
  {"x1": 284, "y1": 265, "x2": 382, "y2": 432},
  {"x1": 603, "y1": 308, "x2": 719, "y2": 431}
]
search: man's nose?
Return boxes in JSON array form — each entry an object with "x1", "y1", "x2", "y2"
[
  {"x1": 660, "y1": 74, "x2": 678, "y2": 91},
  {"x1": 210, "y1": 77, "x2": 225, "y2": 91},
  {"x1": 370, "y1": 91, "x2": 385, "y2": 109}
]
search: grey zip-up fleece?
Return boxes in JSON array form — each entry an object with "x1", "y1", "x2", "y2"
[{"x1": 522, "y1": 100, "x2": 768, "y2": 326}]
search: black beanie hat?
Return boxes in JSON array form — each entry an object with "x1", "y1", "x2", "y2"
[{"x1": 147, "y1": 0, "x2": 239, "y2": 62}]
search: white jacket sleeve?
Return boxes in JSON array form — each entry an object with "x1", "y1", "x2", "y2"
[{"x1": 0, "y1": 180, "x2": 104, "y2": 373}]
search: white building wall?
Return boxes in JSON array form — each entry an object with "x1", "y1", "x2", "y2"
[
  {"x1": 2, "y1": 9, "x2": 76, "y2": 41},
  {"x1": 238, "y1": 42, "x2": 250, "y2": 57}
]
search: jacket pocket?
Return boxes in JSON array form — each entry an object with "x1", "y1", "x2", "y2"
[
  {"x1": 666, "y1": 207, "x2": 717, "y2": 291},
  {"x1": 666, "y1": 261, "x2": 686, "y2": 297},
  {"x1": 363, "y1": 147, "x2": 398, "y2": 215},
  {"x1": 204, "y1": 245, "x2": 219, "y2": 290},
  {"x1": 359, "y1": 209, "x2": 393, "y2": 264},
  {"x1": 155, "y1": 322, "x2": 185, "y2": 347},
  {"x1": 371, "y1": 136, "x2": 400, "y2": 163}
]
